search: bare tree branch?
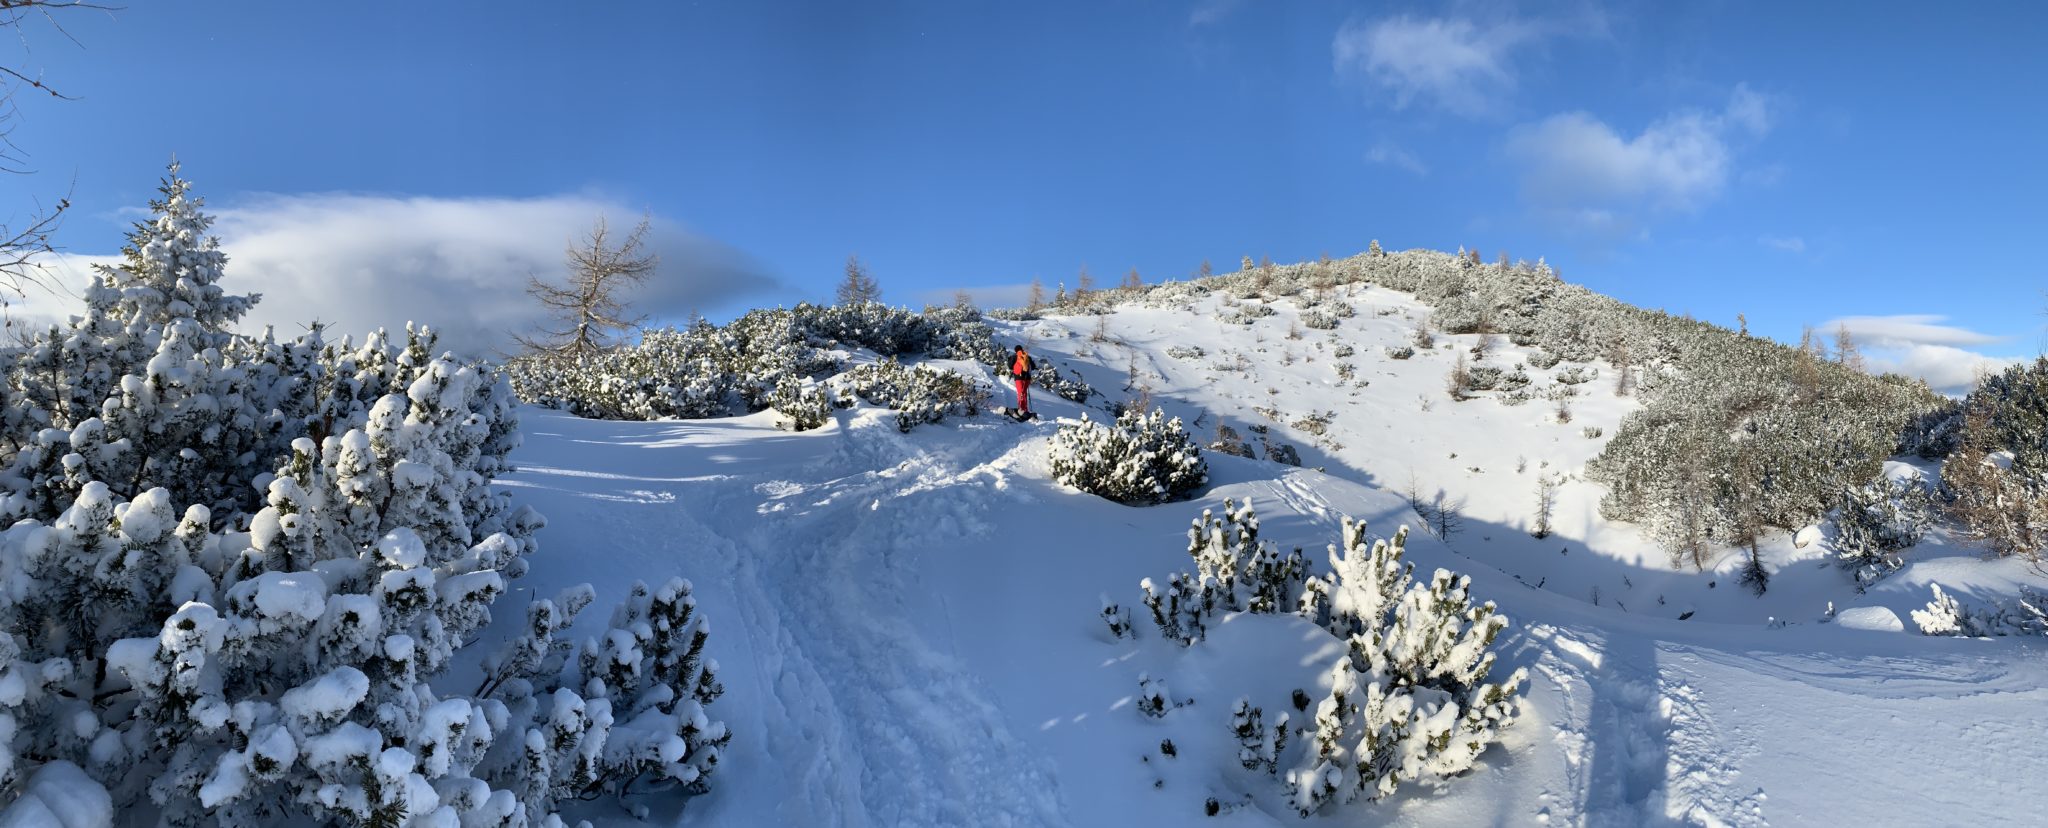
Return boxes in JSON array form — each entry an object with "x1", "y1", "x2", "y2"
[
  {"x1": 517, "y1": 214, "x2": 659, "y2": 359},
  {"x1": 0, "y1": 0, "x2": 111, "y2": 294}
]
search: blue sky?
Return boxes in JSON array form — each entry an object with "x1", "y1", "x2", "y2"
[{"x1": 7, "y1": 1, "x2": 2043, "y2": 389}]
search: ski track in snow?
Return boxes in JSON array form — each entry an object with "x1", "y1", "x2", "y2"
[
  {"x1": 504, "y1": 405, "x2": 2048, "y2": 828},
  {"x1": 494, "y1": 288, "x2": 2048, "y2": 827},
  {"x1": 511, "y1": 412, "x2": 1066, "y2": 827}
]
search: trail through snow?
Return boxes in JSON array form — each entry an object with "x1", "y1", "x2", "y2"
[
  {"x1": 503, "y1": 409, "x2": 1067, "y2": 826},
  {"x1": 493, "y1": 403, "x2": 2048, "y2": 827},
  {"x1": 485, "y1": 291, "x2": 2048, "y2": 826}
]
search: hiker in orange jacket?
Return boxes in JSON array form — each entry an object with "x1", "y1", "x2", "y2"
[{"x1": 1010, "y1": 345, "x2": 1035, "y2": 417}]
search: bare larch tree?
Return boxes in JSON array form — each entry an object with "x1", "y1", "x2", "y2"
[
  {"x1": 516, "y1": 215, "x2": 658, "y2": 359},
  {"x1": 837, "y1": 254, "x2": 881, "y2": 305}
]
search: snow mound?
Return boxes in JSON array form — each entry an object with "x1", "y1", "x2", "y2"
[
  {"x1": 0, "y1": 761, "x2": 113, "y2": 828},
  {"x1": 1835, "y1": 605, "x2": 1907, "y2": 633}
]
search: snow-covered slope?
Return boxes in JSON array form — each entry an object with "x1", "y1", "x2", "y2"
[{"x1": 484, "y1": 289, "x2": 2048, "y2": 826}]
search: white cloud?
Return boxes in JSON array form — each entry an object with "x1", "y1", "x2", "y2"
[
  {"x1": 1333, "y1": 15, "x2": 1535, "y2": 115},
  {"x1": 1873, "y1": 344, "x2": 2023, "y2": 396},
  {"x1": 1505, "y1": 84, "x2": 1774, "y2": 225},
  {"x1": 1759, "y1": 235, "x2": 1805, "y2": 253},
  {"x1": 1820, "y1": 314, "x2": 2025, "y2": 395},
  {"x1": 1365, "y1": 140, "x2": 1428, "y2": 175},
  {"x1": 6, "y1": 193, "x2": 780, "y2": 357},
  {"x1": 1188, "y1": 0, "x2": 1242, "y2": 27},
  {"x1": 1824, "y1": 314, "x2": 2006, "y2": 349},
  {"x1": 1724, "y1": 83, "x2": 1772, "y2": 136}
]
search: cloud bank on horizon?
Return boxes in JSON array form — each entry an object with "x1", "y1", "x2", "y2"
[
  {"x1": 1824, "y1": 314, "x2": 2029, "y2": 395},
  {"x1": 10, "y1": 193, "x2": 782, "y2": 358}
]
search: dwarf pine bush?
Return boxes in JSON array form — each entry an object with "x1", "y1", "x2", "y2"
[
  {"x1": 1050, "y1": 408, "x2": 1207, "y2": 505},
  {"x1": 0, "y1": 166, "x2": 731, "y2": 826},
  {"x1": 509, "y1": 302, "x2": 1088, "y2": 423},
  {"x1": 1115, "y1": 503, "x2": 1525, "y2": 816}
]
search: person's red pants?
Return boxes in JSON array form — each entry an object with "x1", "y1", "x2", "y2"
[{"x1": 1015, "y1": 378, "x2": 1030, "y2": 413}]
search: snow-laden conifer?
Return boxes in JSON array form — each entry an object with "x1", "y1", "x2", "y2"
[
  {"x1": 1049, "y1": 408, "x2": 1206, "y2": 505},
  {"x1": 0, "y1": 165, "x2": 735, "y2": 825}
]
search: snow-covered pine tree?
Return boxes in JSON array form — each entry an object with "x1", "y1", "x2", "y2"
[
  {"x1": 1049, "y1": 407, "x2": 1207, "y2": 505},
  {"x1": 1532, "y1": 474, "x2": 1558, "y2": 539},
  {"x1": 1284, "y1": 520, "x2": 1524, "y2": 814},
  {"x1": 1833, "y1": 474, "x2": 1931, "y2": 587},
  {"x1": 1130, "y1": 500, "x2": 1309, "y2": 644},
  {"x1": 0, "y1": 165, "x2": 734, "y2": 826},
  {"x1": 1100, "y1": 599, "x2": 1134, "y2": 640},
  {"x1": 768, "y1": 376, "x2": 834, "y2": 432},
  {"x1": 1136, "y1": 674, "x2": 1173, "y2": 718},
  {"x1": 1229, "y1": 697, "x2": 1287, "y2": 775},
  {"x1": 1911, "y1": 585, "x2": 1976, "y2": 637},
  {"x1": 1139, "y1": 573, "x2": 1208, "y2": 646}
]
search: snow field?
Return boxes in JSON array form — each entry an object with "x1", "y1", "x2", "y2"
[{"x1": 474, "y1": 289, "x2": 2048, "y2": 825}]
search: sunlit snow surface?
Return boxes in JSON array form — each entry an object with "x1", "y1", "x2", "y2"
[{"x1": 470, "y1": 289, "x2": 2048, "y2": 826}]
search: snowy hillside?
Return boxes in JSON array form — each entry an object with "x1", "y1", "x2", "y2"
[
  {"x1": 2, "y1": 172, "x2": 2039, "y2": 826},
  {"x1": 479, "y1": 283, "x2": 2048, "y2": 825}
]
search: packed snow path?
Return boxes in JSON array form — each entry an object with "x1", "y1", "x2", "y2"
[
  {"x1": 502, "y1": 408, "x2": 1067, "y2": 826},
  {"x1": 490, "y1": 405, "x2": 2048, "y2": 827}
]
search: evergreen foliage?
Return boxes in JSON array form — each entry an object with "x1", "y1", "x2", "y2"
[
  {"x1": 1136, "y1": 499, "x2": 1310, "y2": 645},
  {"x1": 1053, "y1": 246, "x2": 1942, "y2": 574},
  {"x1": 509, "y1": 302, "x2": 1089, "y2": 423},
  {"x1": 0, "y1": 166, "x2": 730, "y2": 825},
  {"x1": 1911, "y1": 584, "x2": 2048, "y2": 638},
  {"x1": 1049, "y1": 408, "x2": 1207, "y2": 506},
  {"x1": 1116, "y1": 505, "x2": 1522, "y2": 815},
  {"x1": 1285, "y1": 520, "x2": 1525, "y2": 814},
  {"x1": 1832, "y1": 474, "x2": 1932, "y2": 588},
  {"x1": 830, "y1": 360, "x2": 989, "y2": 433},
  {"x1": 1941, "y1": 359, "x2": 2048, "y2": 560}
]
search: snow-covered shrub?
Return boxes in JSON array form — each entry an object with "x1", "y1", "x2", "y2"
[
  {"x1": 510, "y1": 302, "x2": 1082, "y2": 422},
  {"x1": 482, "y1": 577, "x2": 732, "y2": 811},
  {"x1": 1101, "y1": 600, "x2": 1134, "y2": 640},
  {"x1": 1463, "y1": 365, "x2": 1505, "y2": 392},
  {"x1": 1136, "y1": 499, "x2": 1310, "y2": 645},
  {"x1": 1264, "y1": 441, "x2": 1302, "y2": 468},
  {"x1": 1136, "y1": 674, "x2": 1175, "y2": 718},
  {"x1": 1050, "y1": 408, "x2": 1207, "y2": 505},
  {"x1": 769, "y1": 377, "x2": 834, "y2": 432},
  {"x1": 0, "y1": 165, "x2": 731, "y2": 825},
  {"x1": 1230, "y1": 698, "x2": 1288, "y2": 775},
  {"x1": 1291, "y1": 410, "x2": 1336, "y2": 438},
  {"x1": 1899, "y1": 402, "x2": 1963, "y2": 460},
  {"x1": 1333, "y1": 343, "x2": 1355, "y2": 359},
  {"x1": 1139, "y1": 573, "x2": 1208, "y2": 645},
  {"x1": 1833, "y1": 474, "x2": 1932, "y2": 587},
  {"x1": 1167, "y1": 345, "x2": 1206, "y2": 361},
  {"x1": 1554, "y1": 365, "x2": 1595, "y2": 385},
  {"x1": 1940, "y1": 366, "x2": 2048, "y2": 560},
  {"x1": 1911, "y1": 584, "x2": 2047, "y2": 638},
  {"x1": 1286, "y1": 520, "x2": 1525, "y2": 814},
  {"x1": 832, "y1": 360, "x2": 987, "y2": 432},
  {"x1": 1582, "y1": 426, "x2": 1603, "y2": 439},
  {"x1": 1208, "y1": 425, "x2": 1255, "y2": 459},
  {"x1": 1527, "y1": 350, "x2": 1562, "y2": 370},
  {"x1": 1124, "y1": 513, "x2": 1521, "y2": 816},
  {"x1": 1301, "y1": 310, "x2": 1341, "y2": 330},
  {"x1": 1384, "y1": 345, "x2": 1415, "y2": 360},
  {"x1": 1218, "y1": 302, "x2": 1276, "y2": 326},
  {"x1": 1912, "y1": 585, "x2": 1974, "y2": 636},
  {"x1": 1588, "y1": 354, "x2": 1940, "y2": 570}
]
